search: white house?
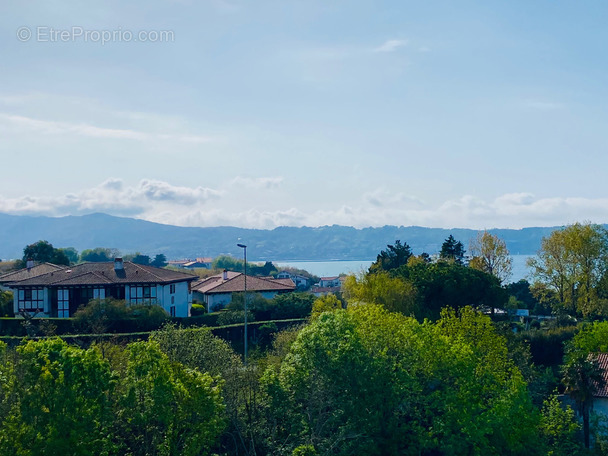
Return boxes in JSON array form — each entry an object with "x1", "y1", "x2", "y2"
[
  {"x1": 276, "y1": 271, "x2": 309, "y2": 288},
  {"x1": 192, "y1": 270, "x2": 296, "y2": 312},
  {"x1": 0, "y1": 258, "x2": 197, "y2": 318},
  {"x1": 318, "y1": 276, "x2": 341, "y2": 288}
]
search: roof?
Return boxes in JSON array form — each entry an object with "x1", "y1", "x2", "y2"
[
  {"x1": 0, "y1": 263, "x2": 66, "y2": 284},
  {"x1": 320, "y1": 276, "x2": 340, "y2": 281},
  {"x1": 4, "y1": 261, "x2": 198, "y2": 287},
  {"x1": 192, "y1": 272, "x2": 295, "y2": 294},
  {"x1": 593, "y1": 353, "x2": 608, "y2": 398},
  {"x1": 273, "y1": 278, "x2": 298, "y2": 286}
]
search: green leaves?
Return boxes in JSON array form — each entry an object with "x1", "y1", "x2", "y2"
[
  {"x1": 0, "y1": 336, "x2": 226, "y2": 456},
  {"x1": 1, "y1": 338, "x2": 114, "y2": 455},
  {"x1": 265, "y1": 305, "x2": 538, "y2": 456},
  {"x1": 528, "y1": 222, "x2": 608, "y2": 318}
]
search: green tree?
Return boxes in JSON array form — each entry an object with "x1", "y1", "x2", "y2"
[
  {"x1": 151, "y1": 253, "x2": 168, "y2": 268},
  {"x1": 150, "y1": 325, "x2": 256, "y2": 455},
  {"x1": 311, "y1": 294, "x2": 343, "y2": 320},
  {"x1": 58, "y1": 247, "x2": 79, "y2": 264},
  {"x1": 0, "y1": 290, "x2": 13, "y2": 317},
  {"x1": 263, "y1": 305, "x2": 539, "y2": 455},
  {"x1": 399, "y1": 260, "x2": 507, "y2": 320},
  {"x1": 131, "y1": 253, "x2": 150, "y2": 265},
  {"x1": 469, "y1": 231, "x2": 512, "y2": 283},
  {"x1": 0, "y1": 339, "x2": 114, "y2": 455},
  {"x1": 539, "y1": 394, "x2": 583, "y2": 456},
  {"x1": 115, "y1": 340, "x2": 225, "y2": 455},
  {"x1": 80, "y1": 247, "x2": 120, "y2": 262},
  {"x1": 562, "y1": 354, "x2": 602, "y2": 448},
  {"x1": 21, "y1": 240, "x2": 70, "y2": 266},
  {"x1": 439, "y1": 235, "x2": 466, "y2": 264},
  {"x1": 369, "y1": 240, "x2": 412, "y2": 273},
  {"x1": 342, "y1": 271, "x2": 417, "y2": 316},
  {"x1": 528, "y1": 223, "x2": 608, "y2": 317}
]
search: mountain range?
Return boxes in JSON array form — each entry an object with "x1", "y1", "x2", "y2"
[{"x1": 0, "y1": 212, "x2": 560, "y2": 261}]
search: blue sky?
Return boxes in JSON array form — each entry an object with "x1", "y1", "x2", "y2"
[{"x1": 1, "y1": 1, "x2": 607, "y2": 229}]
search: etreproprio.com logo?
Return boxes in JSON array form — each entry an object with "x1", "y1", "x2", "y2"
[{"x1": 17, "y1": 26, "x2": 175, "y2": 45}]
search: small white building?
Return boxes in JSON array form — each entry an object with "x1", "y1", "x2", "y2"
[
  {"x1": 276, "y1": 271, "x2": 309, "y2": 288},
  {"x1": 192, "y1": 270, "x2": 296, "y2": 312},
  {"x1": 0, "y1": 259, "x2": 197, "y2": 318},
  {"x1": 319, "y1": 276, "x2": 341, "y2": 288}
]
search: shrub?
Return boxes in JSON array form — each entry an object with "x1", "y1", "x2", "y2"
[
  {"x1": 191, "y1": 303, "x2": 206, "y2": 316},
  {"x1": 269, "y1": 293, "x2": 315, "y2": 320},
  {"x1": 73, "y1": 299, "x2": 168, "y2": 333},
  {"x1": 0, "y1": 291, "x2": 13, "y2": 318},
  {"x1": 216, "y1": 310, "x2": 255, "y2": 327}
]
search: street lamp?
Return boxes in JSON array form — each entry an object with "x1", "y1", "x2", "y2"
[{"x1": 237, "y1": 243, "x2": 248, "y2": 364}]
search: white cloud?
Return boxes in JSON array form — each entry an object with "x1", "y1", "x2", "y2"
[
  {"x1": 2, "y1": 181, "x2": 608, "y2": 230},
  {"x1": 373, "y1": 39, "x2": 408, "y2": 53},
  {"x1": 0, "y1": 179, "x2": 222, "y2": 217},
  {"x1": 0, "y1": 113, "x2": 214, "y2": 143}
]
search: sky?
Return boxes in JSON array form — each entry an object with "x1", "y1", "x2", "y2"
[{"x1": 1, "y1": 0, "x2": 607, "y2": 230}]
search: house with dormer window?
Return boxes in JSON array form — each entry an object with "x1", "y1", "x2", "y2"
[{"x1": 0, "y1": 258, "x2": 197, "y2": 318}]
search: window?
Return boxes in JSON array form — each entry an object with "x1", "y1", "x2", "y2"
[
  {"x1": 170, "y1": 284, "x2": 176, "y2": 294},
  {"x1": 171, "y1": 296, "x2": 175, "y2": 304},
  {"x1": 79, "y1": 287, "x2": 104, "y2": 302},
  {"x1": 17, "y1": 287, "x2": 44, "y2": 313},
  {"x1": 170, "y1": 306, "x2": 176, "y2": 317},
  {"x1": 130, "y1": 285, "x2": 157, "y2": 305},
  {"x1": 57, "y1": 288, "x2": 70, "y2": 318}
]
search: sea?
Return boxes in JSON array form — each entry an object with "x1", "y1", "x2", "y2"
[{"x1": 276, "y1": 254, "x2": 532, "y2": 283}]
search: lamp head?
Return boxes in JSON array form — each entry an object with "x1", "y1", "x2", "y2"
[{"x1": 237, "y1": 243, "x2": 247, "y2": 249}]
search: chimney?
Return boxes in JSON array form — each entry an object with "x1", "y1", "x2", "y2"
[
  {"x1": 114, "y1": 257, "x2": 124, "y2": 270},
  {"x1": 223, "y1": 269, "x2": 228, "y2": 280},
  {"x1": 26, "y1": 259, "x2": 34, "y2": 270}
]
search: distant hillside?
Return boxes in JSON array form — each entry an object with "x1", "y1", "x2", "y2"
[{"x1": 0, "y1": 212, "x2": 560, "y2": 261}]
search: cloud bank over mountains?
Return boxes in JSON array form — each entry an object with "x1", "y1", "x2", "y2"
[{"x1": 0, "y1": 178, "x2": 605, "y2": 230}]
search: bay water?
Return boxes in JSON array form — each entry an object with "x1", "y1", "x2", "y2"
[{"x1": 276, "y1": 254, "x2": 532, "y2": 283}]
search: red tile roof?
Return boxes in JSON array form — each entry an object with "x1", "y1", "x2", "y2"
[
  {"x1": 4, "y1": 262, "x2": 197, "y2": 287},
  {"x1": 0, "y1": 263, "x2": 66, "y2": 284},
  {"x1": 192, "y1": 272, "x2": 295, "y2": 294},
  {"x1": 592, "y1": 353, "x2": 608, "y2": 398}
]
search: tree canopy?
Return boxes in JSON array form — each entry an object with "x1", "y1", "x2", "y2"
[
  {"x1": 439, "y1": 235, "x2": 466, "y2": 264},
  {"x1": 528, "y1": 222, "x2": 608, "y2": 318},
  {"x1": 369, "y1": 240, "x2": 412, "y2": 273},
  {"x1": 262, "y1": 305, "x2": 539, "y2": 455},
  {"x1": 80, "y1": 247, "x2": 120, "y2": 263},
  {"x1": 469, "y1": 231, "x2": 512, "y2": 283},
  {"x1": 21, "y1": 240, "x2": 70, "y2": 266}
]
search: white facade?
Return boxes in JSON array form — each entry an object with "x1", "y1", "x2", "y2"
[
  {"x1": 197, "y1": 289, "x2": 283, "y2": 312},
  {"x1": 319, "y1": 277, "x2": 341, "y2": 287},
  {"x1": 13, "y1": 281, "x2": 192, "y2": 318},
  {"x1": 276, "y1": 271, "x2": 309, "y2": 288}
]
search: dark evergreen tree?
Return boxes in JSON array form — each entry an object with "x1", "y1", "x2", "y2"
[
  {"x1": 369, "y1": 240, "x2": 412, "y2": 273},
  {"x1": 150, "y1": 254, "x2": 167, "y2": 268},
  {"x1": 440, "y1": 235, "x2": 466, "y2": 265}
]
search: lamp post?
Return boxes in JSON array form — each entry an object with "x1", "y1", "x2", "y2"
[{"x1": 237, "y1": 243, "x2": 248, "y2": 364}]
